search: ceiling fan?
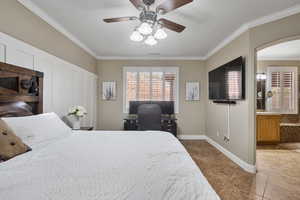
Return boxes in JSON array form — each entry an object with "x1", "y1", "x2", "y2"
[{"x1": 103, "y1": 0, "x2": 193, "y2": 46}]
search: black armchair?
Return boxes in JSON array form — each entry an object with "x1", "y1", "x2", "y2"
[{"x1": 137, "y1": 104, "x2": 162, "y2": 131}]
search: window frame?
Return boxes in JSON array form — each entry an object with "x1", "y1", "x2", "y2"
[
  {"x1": 266, "y1": 66, "x2": 298, "y2": 114},
  {"x1": 123, "y1": 66, "x2": 179, "y2": 114}
]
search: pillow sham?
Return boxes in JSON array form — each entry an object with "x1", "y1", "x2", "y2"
[
  {"x1": 0, "y1": 120, "x2": 31, "y2": 161},
  {"x1": 2, "y1": 113, "x2": 72, "y2": 147}
]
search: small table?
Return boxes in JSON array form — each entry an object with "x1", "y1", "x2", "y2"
[{"x1": 73, "y1": 127, "x2": 94, "y2": 131}]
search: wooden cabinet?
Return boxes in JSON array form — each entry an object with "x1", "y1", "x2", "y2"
[{"x1": 257, "y1": 114, "x2": 281, "y2": 143}]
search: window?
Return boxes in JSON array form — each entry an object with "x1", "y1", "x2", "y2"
[
  {"x1": 266, "y1": 67, "x2": 298, "y2": 114},
  {"x1": 123, "y1": 67, "x2": 179, "y2": 113}
]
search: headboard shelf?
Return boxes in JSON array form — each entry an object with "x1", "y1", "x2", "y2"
[
  {"x1": 0, "y1": 62, "x2": 43, "y2": 77},
  {"x1": 0, "y1": 62, "x2": 44, "y2": 117},
  {"x1": 0, "y1": 95, "x2": 39, "y2": 102}
]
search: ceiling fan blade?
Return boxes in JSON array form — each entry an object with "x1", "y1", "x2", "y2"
[
  {"x1": 103, "y1": 16, "x2": 138, "y2": 23},
  {"x1": 157, "y1": 0, "x2": 193, "y2": 14},
  {"x1": 159, "y1": 18, "x2": 186, "y2": 33},
  {"x1": 129, "y1": 0, "x2": 145, "y2": 10}
]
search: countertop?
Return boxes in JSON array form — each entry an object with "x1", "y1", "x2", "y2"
[{"x1": 256, "y1": 112, "x2": 281, "y2": 116}]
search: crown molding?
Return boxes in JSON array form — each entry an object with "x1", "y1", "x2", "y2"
[
  {"x1": 204, "y1": 4, "x2": 300, "y2": 59},
  {"x1": 18, "y1": 0, "x2": 300, "y2": 61},
  {"x1": 97, "y1": 56, "x2": 205, "y2": 60},
  {"x1": 257, "y1": 57, "x2": 300, "y2": 61},
  {"x1": 204, "y1": 24, "x2": 249, "y2": 59},
  {"x1": 17, "y1": 0, "x2": 98, "y2": 58}
]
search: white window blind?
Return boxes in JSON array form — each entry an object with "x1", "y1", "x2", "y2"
[
  {"x1": 266, "y1": 67, "x2": 298, "y2": 114},
  {"x1": 123, "y1": 67, "x2": 179, "y2": 113}
]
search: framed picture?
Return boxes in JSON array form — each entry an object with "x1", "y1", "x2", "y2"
[
  {"x1": 186, "y1": 82, "x2": 200, "y2": 101},
  {"x1": 102, "y1": 81, "x2": 116, "y2": 101}
]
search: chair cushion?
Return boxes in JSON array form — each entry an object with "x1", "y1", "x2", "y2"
[
  {"x1": 138, "y1": 104, "x2": 162, "y2": 131},
  {"x1": 0, "y1": 120, "x2": 31, "y2": 161}
]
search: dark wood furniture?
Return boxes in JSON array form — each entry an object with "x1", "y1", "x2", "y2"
[
  {"x1": 124, "y1": 116, "x2": 177, "y2": 137},
  {"x1": 0, "y1": 62, "x2": 43, "y2": 117},
  {"x1": 125, "y1": 101, "x2": 177, "y2": 137}
]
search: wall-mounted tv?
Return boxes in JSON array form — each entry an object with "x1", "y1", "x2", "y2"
[{"x1": 209, "y1": 57, "x2": 245, "y2": 102}]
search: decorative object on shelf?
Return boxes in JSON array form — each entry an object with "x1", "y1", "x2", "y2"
[
  {"x1": 68, "y1": 106, "x2": 87, "y2": 130},
  {"x1": 103, "y1": 0, "x2": 193, "y2": 46},
  {"x1": 102, "y1": 81, "x2": 116, "y2": 101},
  {"x1": 20, "y1": 77, "x2": 39, "y2": 95},
  {"x1": 186, "y1": 81, "x2": 200, "y2": 101},
  {"x1": 256, "y1": 73, "x2": 266, "y2": 110},
  {"x1": 266, "y1": 90, "x2": 274, "y2": 98}
]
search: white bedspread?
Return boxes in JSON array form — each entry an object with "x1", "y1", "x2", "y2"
[{"x1": 0, "y1": 131, "x2": 220, "y2": 200}]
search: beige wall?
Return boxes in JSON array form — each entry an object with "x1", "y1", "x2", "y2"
[
  {"x1": 0, "y1": 0, "x2": 97, "y2": 74},
  {"x1": 205, "y1": 31, "x2": 252, "y2": 164},
  {"x1": 203, "y1": 13, "x2": 300, "y2": 166},
  {"x1": 97, "y1": 60, "x2": 206, "y2": 136}
]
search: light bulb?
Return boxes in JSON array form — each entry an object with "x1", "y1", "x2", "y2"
[
  {"x1": 145, "y1": 35, "x2": 157, "y2": 46},
  {"x1": 138, "y1": 22, "x2": 153, "y2": 35},
  {"x1": 130, "y1": 31, "x2": 143, "y2": 42},
  {"x1": 154, "y1": 28, "x2": 167, "y2": 40}
]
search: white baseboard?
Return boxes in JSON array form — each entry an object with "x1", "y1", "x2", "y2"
[
  {"x1": 177, "y1": 135, "x2": 206, "y2": 140},
  {"x1": 205, "y1": 137, "x2": 256, "y2": 174},
  {"x1": 179, "y1": 135, "x2": 256, "y2": 174}
]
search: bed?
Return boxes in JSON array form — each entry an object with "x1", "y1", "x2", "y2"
[{"x1": 0, "y1": 62, "x2": 220, "y2": 200}]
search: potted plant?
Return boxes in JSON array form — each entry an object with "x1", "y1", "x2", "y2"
[{"x1": 68, "y1": 106, "x2": 87, "y2": 130}]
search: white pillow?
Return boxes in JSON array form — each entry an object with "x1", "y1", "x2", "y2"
[{"x1": 2, "y1": 113, "x2": 72, "y2": 147}]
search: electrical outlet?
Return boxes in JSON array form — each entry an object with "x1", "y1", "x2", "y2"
[
  {"x1": 217, "y1": 131, "x2": 220, "y2": 137},
  {"x1": 223, "y1": 136, "x2": 230, "y2": 143}
]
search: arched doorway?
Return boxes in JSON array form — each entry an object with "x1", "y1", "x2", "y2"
[{"x1": 254, "y1": 37, "x2": 300, "y2": 199}]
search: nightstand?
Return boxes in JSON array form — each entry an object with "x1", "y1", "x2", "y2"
[{"x1": 73, "y1": 127, "x2": 94, "y2": 131}]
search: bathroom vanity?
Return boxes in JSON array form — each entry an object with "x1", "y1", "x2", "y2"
[{"x1": 257, "y1": 112, "x2": 281, "y2": 144}]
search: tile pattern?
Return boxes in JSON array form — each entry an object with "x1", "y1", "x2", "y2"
[
  {"x1": 280, "y1": 126, "x2": 300, "y2": 142},
  {"x1": 181, "y1": 140, "x2": 300, "y2": 200}
]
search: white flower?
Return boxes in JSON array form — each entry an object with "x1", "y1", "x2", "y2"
[
  {"x1": 68, "y1": 106, "x2": 87, "y2": 117},
  {"x1": 77, "y1": 106, "x2": 87, "y2": 114},
  {"x1": 68, "y1": 106, "x2": 77, "y2": 114},
  {"x1": 76, "y1": 110, "x2": 84, "y2": 117}
]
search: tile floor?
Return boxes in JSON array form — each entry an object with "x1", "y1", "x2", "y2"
[{"x1": 181, "y1": 140, "x2": 300, "y2": 200}]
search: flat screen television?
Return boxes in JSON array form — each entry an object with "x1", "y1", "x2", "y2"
[{"x1": 209, "y1": 56, "x2": 245, "y2": 101}]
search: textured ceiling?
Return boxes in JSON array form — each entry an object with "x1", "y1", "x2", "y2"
[{"x1": 29, "y1": 0, "x2": 300, "y2": 58}]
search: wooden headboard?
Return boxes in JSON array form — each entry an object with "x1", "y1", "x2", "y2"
[{"x1": 0, "y1": 62, "x2": 43, "y2": 117}]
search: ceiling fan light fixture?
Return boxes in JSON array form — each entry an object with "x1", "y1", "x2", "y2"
[
  {"x1": 130, "y1": 30, "x2": 144, "y2": 42},
  {"x1": 138, "y1": 22, "x2": 153, "y2": 35},
  {"x1": 154, "y1": 28, "x2": 167, "y2": 40},
  {"x1": 145, "y1": 35, "x2": 157, "y2": 46}
]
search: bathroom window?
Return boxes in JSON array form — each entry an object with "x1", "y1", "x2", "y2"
[{"x1": 266, "y1": 67, "x2": 298, "y2": 114}]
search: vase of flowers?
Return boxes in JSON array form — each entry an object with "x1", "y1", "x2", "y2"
[{"x1": 68, "y1": 106, "x2": 87, "y2": 130}]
